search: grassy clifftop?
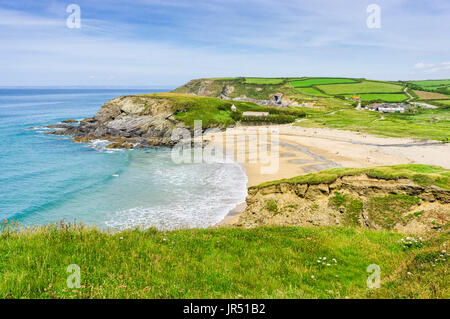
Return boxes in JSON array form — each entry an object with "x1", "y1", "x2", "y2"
[
  {"x1": 1, "y1": 223, "x2": 448, "y2": 299},
  {"x1": 253, "y1": 164, "x2": 450, "y2": 190}
]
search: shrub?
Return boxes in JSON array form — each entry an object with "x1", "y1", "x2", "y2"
[
  {"x1": 231, "y1": 111, "x2": 242, "y2": 121},
  {"x1": 241, "y1": 114, "x2": 295, "y2": 124}
]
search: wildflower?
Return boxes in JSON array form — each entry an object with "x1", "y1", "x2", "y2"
[
  {"x1": 407, "y1": 272, "x2": 412, "y2": 275},
  {"x1": 311, "y1": 275, "x2": 315, "y2": 279},
  {"x1": 327, "y1": 264, "x2": 331, "y2": 266},
  {"x1": 323, "y1": 257, "x2": 327, "y2": 260},
  {"x1": 119, "y1": 237, "x2": 123, "y2": 240}
]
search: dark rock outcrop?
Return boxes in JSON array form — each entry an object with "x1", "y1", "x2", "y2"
[{"x1": 46, "y1": 95, "x2": 189, "y2": 148}]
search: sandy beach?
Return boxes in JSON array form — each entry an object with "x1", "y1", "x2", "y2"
[
  {"x1": 207, "y1": 124, "x2": 450, "y2": 226},
  {"x1": 205, "y1": 124, "x2": 450, "y2": 187}
]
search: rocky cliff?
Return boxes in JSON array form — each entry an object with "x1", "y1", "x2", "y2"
[
  {"x1": 47, "y1": 95, "x2": 189, "y2": 148},
  {"x1": 229, "y1": 174, "x2": 450, "y2": 234}
]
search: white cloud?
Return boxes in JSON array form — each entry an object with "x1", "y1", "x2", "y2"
[{"x1": 413, "y1": 62, "x2": 450, "y2": 73}]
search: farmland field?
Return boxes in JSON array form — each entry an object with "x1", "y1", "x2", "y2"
[
  {"x1": 410, "y1": 80, "x2": 450, "y2": 88},
  {"x1": 344, "y1": 93, "x2": 408, "y2": 102},
  {"x1": 290, "y1": 78, "x2": 357, "y2": 87},
  {"x1": 318, "y1": 81, "x2": 404, "y2": 94},
  {"x1": 432, "y1": 100, "x2": 450, "y2": 106},
  {"x1": 244, "y1": 78, "x2": 285, "y2": 85},
  {"x1": 295, "y1": 107, "x2": 450, "y2": 141},
  {"x1": 413, "y1": 90, "x2": 450, "y2": 100},
  {"x1": 295, "y1": 87, "x2": 330, "y2": 97}
]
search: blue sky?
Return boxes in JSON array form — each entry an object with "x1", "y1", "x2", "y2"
[{"x1": 0, "y1": 0, "x2": 449, "y2": 87}]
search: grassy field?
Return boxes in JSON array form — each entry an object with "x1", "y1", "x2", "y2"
[
  {"x1": 318, "y1": 81, "x2": 404, "y2": 94},
  {"x1": 294, "y1": 87, "x2": 331, "y2": 97},
  {"x1": 295, "y1": 107, "x2": 450, "y2": 141},
  {"x1": 290, "y1": 78, "x2": 357, "y2": 87},
  {"x1": 343, "y1": 93, "x2": 408, "y2": 102},
  {"x1": 410, "y1": 80, "x2": 450, "y2": 88},
  {"x1": 244, "y1": 78, "x2": 286, "y2": 85},
  {"x1": 254, "y1": 164, "x2": 450, "y2": 190},
  {"x1": 1, "y1": 221, "x2": 448, "y2": 299},
  {"x1": 430, "y1": 100, "x2": 450, "y2": 106}
]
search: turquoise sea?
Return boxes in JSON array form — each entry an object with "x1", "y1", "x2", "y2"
[{"x1": 0, "y1": 88, "x2": 248, "y2": 230}]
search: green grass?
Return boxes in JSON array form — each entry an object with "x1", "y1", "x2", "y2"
[
  {"x1": 329, "y1": 192, "x2": 364, "y2": 227},
  {"x1": 254, "y1": 164, "x2": 450, "y2": 190},
  {"x1": 141, "y1": 93, "x2": 304, "y2": 128},
  {"x1": 295, "y1": 107, "x2": 450, "y2": 141},
  {"x1": 409, "y1": 80, "x2": 450, "y2": 88},
  {"x1": 318, "y1": 81, "x2": 404, "y2": 94},
  {"x1": 244, "y1": 78, "x2": 285, "y2": 85},
  {"x1": 367, "y1": 195, "x2": 421, "y2": 230},
  {"x1": 1, "y1": 222, "x2": 448, "y2": 299},
  {"x1": 343, "y1": 93, "x2": 408, "y2": 102},
  {"x1": 290, "y1": 78, "x2": 357, "y2": 87},
  {"x1": 294, "y1": 87, "x2": 331, "y2": 97},
  {"x1": 432, "y1": 100, "x2": 450, "y2": 106}
]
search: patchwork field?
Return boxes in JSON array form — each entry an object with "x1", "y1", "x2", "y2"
[
  {"x1": 290, "y1": 78, "x2": 357, "y2": 87},
  {"x1": 318, "y1": 81, "x2": 404, "y2": 95}
]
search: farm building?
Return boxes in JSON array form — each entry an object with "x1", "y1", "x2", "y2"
[
  {"x1": 349, "y1": 96, "x2": 361, "y2": 102},
  {"x1": 366, "y1": 103, "x2": 408, "y2": 113},
  {"x1": 242, "y1": 111, "x2": 269, "y2": 117}
]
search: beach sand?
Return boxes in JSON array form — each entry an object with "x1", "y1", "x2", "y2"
[
  {"x1": 207, "y1": 124, "x2": 450, "y2": 225},
  {"x1": 206, "y1": 124, "x2": 450, "y2": 187}
]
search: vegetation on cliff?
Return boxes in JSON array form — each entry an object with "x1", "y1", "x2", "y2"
[
  {"x1": 254, "y1": 164, "x2": 450, "y2": 190},
  {"x1": 231, "y1": 164, "x2": 449, "y2": 233},
  {"x1": 147, "y1": 93, "x2": 305, "y2": 127}
]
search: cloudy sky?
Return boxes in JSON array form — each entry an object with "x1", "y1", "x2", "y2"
[{"x1": 0, "y1": 0, "x2": 449, "y2": 87}]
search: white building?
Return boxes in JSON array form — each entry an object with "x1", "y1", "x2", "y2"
[{"x1": 242, "y1": 111, "x2": 269, "y2": 117}]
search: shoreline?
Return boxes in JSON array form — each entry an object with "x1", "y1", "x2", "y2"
[{"x1": 215, "y1": 123, "x2": 450, "y2": 226}]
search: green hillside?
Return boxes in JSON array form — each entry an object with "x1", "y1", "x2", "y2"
[{"x1": 173, "y1": 77, "x2": 409, "y2": 103}]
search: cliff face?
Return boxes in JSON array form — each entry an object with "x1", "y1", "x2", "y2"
[
  {"x1": 230, "y1": 174, "x2": 450, "y2": 234},
  {"x1": 48, "y1": 95, "x2": 187, "y2": 148}
]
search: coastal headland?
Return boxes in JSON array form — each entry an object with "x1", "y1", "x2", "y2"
[{"x1": 7, "y1": 77, "x2": 448, "y2": 299}]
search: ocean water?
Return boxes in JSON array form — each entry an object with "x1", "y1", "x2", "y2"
[{"x1": 0, "y1": 88, "x2": 248, "y2": 230}]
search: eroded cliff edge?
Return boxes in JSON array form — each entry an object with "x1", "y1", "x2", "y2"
[{"x1": 228, "y1": 172, "x2": 450, "y2": 234}]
